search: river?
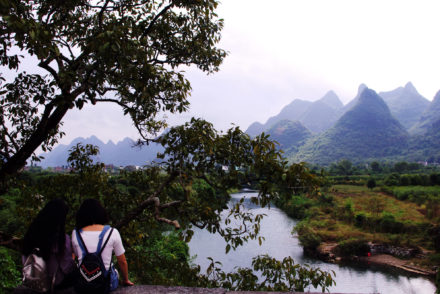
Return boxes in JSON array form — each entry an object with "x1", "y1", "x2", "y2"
[{"x1": 188, "y1": 192, "x2": 436, "y2": 294}]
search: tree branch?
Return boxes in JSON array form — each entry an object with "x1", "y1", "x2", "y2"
[
  {"x1": 114, "y1": 172, "x2": 179, "y2": 229},
  {"x1": 38, "y1": 57, "x2": 63, "y2": 89},
  {"x1": 98, "y1": 0, "x2": 111, "y2": 27},
  {"x1": 142, "y1": 2, "x2": 175, "y2": 38},
  {"x1": 95, "y1": 98, "x2": 130, "y2": 109},
  {"x1": 0, "y1": 231, "x2": 21, "y2": 251}
]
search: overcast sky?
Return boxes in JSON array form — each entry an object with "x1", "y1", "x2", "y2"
[{"x1": 60, "y1": 0, "x2": 440, "y2": 145}]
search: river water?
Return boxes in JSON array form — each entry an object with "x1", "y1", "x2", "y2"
[{"x1": 188, "y1": 192, "x2": 436, "y2": 294}]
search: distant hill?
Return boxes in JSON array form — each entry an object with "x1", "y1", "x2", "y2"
[
  {"x1": 266, "y1": 120, "x2": 311, "y2": 152},
  {"x1": 38, "y1": 136, "x2": 163, "y2": 167},
  {"x1": 406, "y1": 90, "x2": 440, "y2": 162},
  {"x1": 246, "y1": 91, "x2": 344, "y2": 136},
  {"x1": 299, "y1": 91, "x2": 344, "y2": 133},
  {"x1": 264, "y1": 99, "x2": 312, "y2": 131},
  {"x1": 410, "y1": 90, "x2": 440, "y2": 135},
  {"x1": 246, "y1": 122, "x2": 265, "y2": 137},
  {"x1": 292, "y1": 88, "x2": 409, "y2": 164},
  {"x1": 379, "y1": 82, "x2": 430, "y2": 129}
]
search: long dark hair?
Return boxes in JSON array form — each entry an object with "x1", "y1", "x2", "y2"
[
  {"x1": 22, "y1": 199, "x2": 69, "y2": 260},
  {"x1": 75, "y1": 199, "x2": 109, "y2": 230}
]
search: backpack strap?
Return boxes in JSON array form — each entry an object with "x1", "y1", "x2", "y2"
[
  {"x1": 75, "y1": 228, "x2": 89, "y2": 255},
  {"x1": 98, "y1": 225, "x2": 114, "y2": 255},
  {"x1": 75, "y1": 226, "x2": 114, "y2": 256}
]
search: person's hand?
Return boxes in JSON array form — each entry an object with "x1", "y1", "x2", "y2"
[{"x1": 122, "y1": 280, "x2": 134, "y2": 286}]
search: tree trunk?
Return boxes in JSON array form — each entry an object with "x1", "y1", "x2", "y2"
[{"x1": 0, "y1": 103, "x2": 70, "y2": 182}]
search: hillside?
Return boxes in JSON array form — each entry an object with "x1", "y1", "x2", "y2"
[
  {"x1": 292, "y1": 88, "x2": 409, "y2": 164},
  {"x1": 379, "y1": 82, "x2": 430, "y2": 129},
  {"x1": 266, "y1": 120, "x2": 311, "y2": 152},
  {"x1": 300, "y1": 91, "x2": 344, "y2": 133},
  {"x1": 406, "y1": 90, "x2": 440, "y2": 162},
  {"x1": 38, "y1": 136, "x2": 163, "y2": 167},
  {"x1": 410, "y1": 90, "x2": 440, "y2": 135}
]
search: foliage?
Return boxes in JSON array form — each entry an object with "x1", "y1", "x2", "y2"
[
  {"x1": 295, "y1": 222, "x2": 322, "y2": 250},
  {"x1": 276, "y1": 195, "x2": 313, "y2": 219},
  {"x1": 335, "y1": 239, "x2": 369, "y2": 257},
  {"x1": 384, "y1": 173, "x2": 400, "y2": 186},
  {"x1": 0, "y1": 119, "x2": 333, "y2": 290},
  {"x1": 366, "y1": 178, "x2": 376, "y2": 190},
  {"x1": 0, "y1": 0, "x2": 226, "y2": 179},
  {"x1": 206, "y1": 255, "x2": 335, "y2": 293},
  {"x1": 0, "y1": 188, "x2": 26, "y2": 236},
  {"x1": 127, "y1": 232, "x2": 200, "y2": 286},
  {"x1": 266, "y1": 120, "x2": 311, "y2": 151},
  {"x1": 0, "y1": 246, "x2": 21, "y2": 292}
]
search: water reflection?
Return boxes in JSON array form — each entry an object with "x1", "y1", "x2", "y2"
[{"x1": 188, "y1": 192, "x2": 436, "y2": 294}]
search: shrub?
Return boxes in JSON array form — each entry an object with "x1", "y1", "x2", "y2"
[
  {"x1": 399, "y1": 175, "x2": 410, "y2": 186},
  {"x1": 384, "y1": 173, "x2": 400, "y2": 186},
  {"x1": 410, "y1": 175, "x2": 422, "y2": 186},
  {"x1": 0, "y1": 247, "x2": 21, "y2": 292},
  {"x1": 295, "y1": 223, "x2": 321, "y2": 250},
  {"x1": 279, "y1": 195, "x2": 313, "y2": 220},
  {"x1": 336, "y1": 239, "x2": 369, "y2": 257},
  {"x1": 366, "y1": 178, "x2": 376, "y2": 190},
  {"x1": 380, "y1": 212, "x2": 403, "y2": 234},
  {"x1": 430, "y1": 173, "x2": 440, "y2": 185},
  {"x1": 354, "y1": 212, "x2": 367, "y2": 228},
  {"x1": 319, "y1": 194, "x2": 334, "y2": 205}
]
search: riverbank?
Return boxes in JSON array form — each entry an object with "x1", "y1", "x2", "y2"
[{"x1": 314, "y1": 242, "x2": 437, "y2": 277}]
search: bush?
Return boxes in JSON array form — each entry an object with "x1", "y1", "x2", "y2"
[
  {"x1": 127, "y1": 232, "x2": 198, "y2": 286},
  {"x1": 336, "y1": 239, "x2": 370, "y2": 257},
  {"x1": 279, "y1": 195, "x2": 312, "y2": 219},
  {"x1": 384, "y1": 173, "x2": 400, "y2": 186},
  {"x1": 430, "y1": 173, "x2": 440, "y2": 185},
  {"x1": 0, "y1": 247, "x2": 21, "y2": 292},
  {"x1": 399, "y1": 175, "x2": 410, "y2": 186},
  {"x1": 366, "y1": 178, "x2": 376, "y2": 190},
  {"x1": 380, "y1": 212, "x2": 403, "y2": 234},
  {"x1": 295, "y1": 223, "x2": 321, "y2": 250},
  {"x1": 354, "y1": 212, "x2": 367, "y2": 228},
  {"x1": 319, "y1": 194, "x2": 334, "y2": 205}
]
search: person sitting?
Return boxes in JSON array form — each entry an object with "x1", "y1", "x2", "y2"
[
  {"x1": 22, "y1": 199, "x2": 76, "y2": 291},
  {"x1": 71, "y1": 199, "x2": 134, "y2": 291}
]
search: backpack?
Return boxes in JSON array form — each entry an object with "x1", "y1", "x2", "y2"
[
  {"x1": 22, "y1": 248, "x2": 56, "y2": 293},
  {"x1": 74, "y1": 225, "x2": 114, "y2": 294}
]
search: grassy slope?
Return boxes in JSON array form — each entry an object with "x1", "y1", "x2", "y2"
[{"x1": 298, "y1": 185, "x2": 437, "y2": 255}]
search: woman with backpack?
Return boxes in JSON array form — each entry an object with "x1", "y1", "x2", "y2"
[
  {"x1": 22, "y1": 198, "x2": 77, "y2": 291},
  {"x1": 72, "y1": 199, "x2": 134, "y2": 293}
]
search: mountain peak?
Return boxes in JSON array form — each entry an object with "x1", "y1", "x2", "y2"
[
  {"x1": 319, "y1": 90, "x2": 343, "y2": 109},
  {"x1": 434, "y1": 89, "x2": 440, "y2": 103},
  {"x1": 404, "y1": 82, "x2": 418, "y2": 94},
  {"x1": 357, "y1": 88, "x2": 390, "y2": 113},
  {"x1": 357, "y1": 84, "x2": 368, "y2": 96}
]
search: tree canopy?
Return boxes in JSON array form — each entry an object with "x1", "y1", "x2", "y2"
[{"x1": 0, "y1": 0, "x2": 226, "y2": 180}]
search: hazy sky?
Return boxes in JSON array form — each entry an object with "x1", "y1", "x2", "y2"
[{"x1": 60, "y1": 0, "x2": 440, "y2": 144}]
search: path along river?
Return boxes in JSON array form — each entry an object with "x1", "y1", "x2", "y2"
[{"x1": 188, "y1": 192, "x2": 436, "y2": 294}]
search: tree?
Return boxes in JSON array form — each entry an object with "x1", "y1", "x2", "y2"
[
  {"x1": 394, "y1": 161, "x2": 409, "y2": 173},
  {"x1": 366, "y1": 178, "x2": 376, "y2": 190},
  {"x1": 0, "y1": 0, "x2": 226, "y2": 180},
  {"x1": 370, "y1": 161, "x2": 381, "y2": 173}
]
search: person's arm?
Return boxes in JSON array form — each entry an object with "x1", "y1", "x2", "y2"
[{"x1": 116, "y1": 254, "x2": 134, "y2": 286}]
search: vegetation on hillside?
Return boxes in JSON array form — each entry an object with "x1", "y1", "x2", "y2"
[{"x1": 275, "y1": 161, "x2": 440, "y2": 287}]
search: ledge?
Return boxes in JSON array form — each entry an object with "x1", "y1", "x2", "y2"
[{"x1": 14, "y1": 285, "x2": 377, "y2": 294}]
